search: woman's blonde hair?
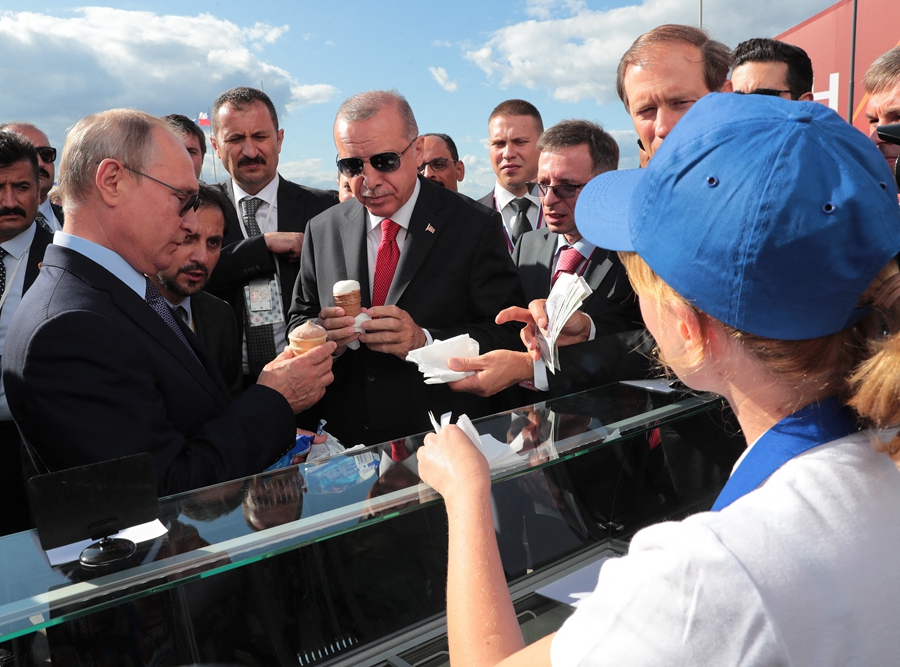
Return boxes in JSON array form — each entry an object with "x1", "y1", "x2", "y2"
[{"x1": 621, "y1": 251, "x2": 900, "y2": 460}]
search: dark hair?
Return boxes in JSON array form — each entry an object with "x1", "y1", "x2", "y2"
[
  {"x1": 163, "y1": 114, "x2": 207, "y2": 160},
  {"x1": 197, "y1": 182, "x2": 231, "y2": 236},
  {"x1": 733, "y1": 38, "x2": 814, "y2": 97},
  {"x1": 0, "y1": 130, "x2": 40, "y2": 184},
  {"x1": 616, "y1": 24, "x2": 733, "y2": 110},
  {"x1": 537, "y1": 120, "x2": 619, "y2": 175},
  {"x1": 488, "y1": 99, "x2": 544, "y2": 134},
  {"x1": 212, "y1": 87, "x2": 279, "y2": 135},
  {"x1": 423, "y1": 132, "x2": 459, "y2": 161},
  {"x1": 863, "y1": 46, "x2": 900, "y2": 95}
]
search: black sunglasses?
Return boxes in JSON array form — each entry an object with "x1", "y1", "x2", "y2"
[
  {"x1": 121, "y1": 164, "x2": 201, "y2": 216},
  {"x1": 34, "y1": 146, "x2": 57, "y2": 163},
  {"x1": 418, "y1": 157, "x2": 456, "y2": 173},
  {"x1": 527, "y1": 182, "x2": 587, "y2": 200},
  {"x1": 336, "y1": 138, "x2": 416, "y2": 178},
  {"x1": 734, "y1": 88, "x2": 794, "y2": 98}
]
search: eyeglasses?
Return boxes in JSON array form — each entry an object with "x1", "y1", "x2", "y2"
[
  {"x1": 121, "y1": 164, "x2": 201, "y2": 216},
  {"x1": 336, "y1": 138, "x2": 416, "y2": 178},
  {"x1": 34, "y1": 146, "x2": 57, "y2": 163},
  {"x1": 418, "y1": 157, "x2": 456, "y2": 173},
  {"x1": 527, "y1": 182, "x2": 588, "y2": 200},
  {"x1": 734, "y1": 88, "x2": 794, "y2": 98}
]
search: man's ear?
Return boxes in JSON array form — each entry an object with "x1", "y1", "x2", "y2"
[
  {"x1": 210, "y1": 133, "x2": 220, "y2": 159},
  {"x1": 95, "y1": 159, "x2": 125, "y2": 208},
  {"x1": 798, "y1": 91, "x2": 815, "y2": 101},
  {"x1": 720, "y1": 79, "x2": 734, "y2": 93},
  {"x1": 456, "y1": 160, "x2": 465, "y2": 182}
]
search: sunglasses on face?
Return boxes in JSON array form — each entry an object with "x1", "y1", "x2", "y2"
[
  {"x1": 336, "y1": 138, "x2": 416, "y2": 178},
  {"x1": 121, "y1": 165, "x2": 202, "y2": 216},
  {"x1": 527, "y1": 182, "x2": 587, "y2": 200},
  {"x1": 35, "y1": 146, "x2": 57, "y2": 163},
  {"x1": 734, "y1": 88, "x2": 794, "y2": 98},
  {"x1": 417, "y1": 157, "x2": 456, "y2": 173}
]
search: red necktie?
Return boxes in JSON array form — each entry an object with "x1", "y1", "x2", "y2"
[
  {"x1": 372, "y1": 219, "x2": 400, "y2": 307},
  {"x1": 552, "y1": 245, "x2": 583, "y2": 286}
]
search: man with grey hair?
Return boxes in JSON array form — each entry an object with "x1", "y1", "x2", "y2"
[
  {"x1": 4, "y1": 108, "x2": 335, "y2": 495},
  {"x1": 288, "y1": 89, "x2": 525, "y2": 446},
  {"x1": 0, "y1": 121, "x2": 63, "y2": 231},
  {"x1": 447, "y1": 120, "x2": 647, "y2": 400},
  {"x1": 863, "y1": 46, "x2": 900, "y2": 174}
]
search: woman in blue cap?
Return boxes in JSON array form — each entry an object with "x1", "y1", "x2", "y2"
[{"x1": 418, "y1": 93, "x2": 900, "y2": 666}]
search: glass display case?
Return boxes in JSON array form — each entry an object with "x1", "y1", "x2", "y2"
[{"x1": 0, "y1": 382, "x2": 742, "y2": 666}]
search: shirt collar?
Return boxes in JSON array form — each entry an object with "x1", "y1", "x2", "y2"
[
  {"x1": 493, "y1": 182, "x2": 541, "y2": 211},
  {"x1": 554, "y1": 232, "x2": 596, "y2": 259},
  {"x1": 233, "y1": 173, "x2": 280, "y2": 208},
  {"x1": 54, "y1": 231, "x2": 147, "y2": 298},
  {"x1": 1, "y1": 223, "x2": 36, "y2": 260},
  {"x1": 367, "y1": 178, "x2": 421, "y2": 233}
]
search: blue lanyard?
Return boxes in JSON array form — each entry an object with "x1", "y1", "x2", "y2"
[{"x1": 711, "y1": 396, "x2": 859, "y2": 511}]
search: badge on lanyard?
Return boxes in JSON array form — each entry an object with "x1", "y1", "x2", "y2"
[{"x1": 244, "y1": 277, "x2": 284, "y2": 327}]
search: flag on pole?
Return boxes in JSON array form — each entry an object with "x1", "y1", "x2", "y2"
[{"x1": 197, "y1": 112, "x2": 211, "y2": 127}]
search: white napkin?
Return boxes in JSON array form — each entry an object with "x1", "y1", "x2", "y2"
[
  {"x1": 406, "y1": 334, "x2": 480, "y2": 384},
  {"x1": 346, "y1": 312, "x2": 371, "y2": 351},
  {"x1": 428, "y1": 411, "x2": 527, "y2": 469}
]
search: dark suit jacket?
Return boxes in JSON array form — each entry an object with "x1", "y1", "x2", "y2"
[
  {"x1": 289, "y1": 176, "x2": 526, "y2": 446},
  {"x1": 191, "y1": 290, "x2": 242, "y2": 398},
  {"x1": 50, "y1": 202, "x2": 64, "y2": 228},
  {"x1": 4, "y1": 245, "x2": 296, "y2": 496},
  {"x1": 512, "y1": 228, "x2": 654, "y2": 398},
  {"x1": 206, "y1": 176, "x2": 338, "y2": 324},
  {"x1": 23, "y1": 223, "x2": 53, "y2": 291},
  {"x1": 477, "y1": 191, "x2": 496, "y2": 210}
]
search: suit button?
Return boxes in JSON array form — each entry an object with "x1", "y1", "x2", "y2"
[{"x1": 366, "y1": 372, "x2": 376, "y2": 382}]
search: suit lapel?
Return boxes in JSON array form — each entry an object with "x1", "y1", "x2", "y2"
[
  {"x1": 581, "y1": 249, "x2": 615, "y2": 308},
  {"x1": 338, "y1": 202, "x2": 371, "y2": 307},
  {"x1": 24, "y1": 225, "x2": 53, "y2": 292},
  {"x1": 534, "y1": 229, "x2": 556, "y2": 294},
  {"x1": 386, "y1": 180, "x2": 443, "y2": 305}
]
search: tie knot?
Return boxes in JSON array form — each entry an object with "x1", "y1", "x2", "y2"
[
  {"x1": 381, "y1": 218, "x2": 400, "y2": 242},
  {"x1": 240, "y1": 197, "x2": 262, "y2": 220},
  {"x1": 510, "y1": 197, "x2": 531, "y2": 213}
]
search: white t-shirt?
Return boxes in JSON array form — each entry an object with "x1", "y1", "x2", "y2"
[{"x1": 552, "y1": 431, "x2": 900, "y2": 666}]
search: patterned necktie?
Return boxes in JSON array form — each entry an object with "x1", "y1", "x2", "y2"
[
  {"x1": 239, "y1": 196, "x2": 277, "y2": 377},
  {"x1": 509, "y1": 197, "x2": 532, "y2": 246},
  {"x1": 34, "y1": 211, "x2": 52, "y2": 233},
  {"x1": 371, "y1": 219, "x2": 401, "y2": 307},
  {"x1": 174, "y1": 305, "x2": 189, "y2": 325},
  {"x1": 145, "y1": 278, "x2": 201, "y2": 365},
  {"x1": 552, "y1": 245, "x2": 584, "y2": 286},
  {"x1": 0, "y1": 248, "x2": 7, "y2": 373}
]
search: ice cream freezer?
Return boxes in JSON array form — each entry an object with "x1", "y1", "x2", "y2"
[{"x1": 0, "y1": 381, "x2": 742, "y2": 666}]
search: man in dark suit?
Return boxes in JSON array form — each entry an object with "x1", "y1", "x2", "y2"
[
  {"x1": 477, "y1": 100, "x2": 544, "y2": 253},
  {"x1": 4, "y1": 109, "x2": 335, "y2": 497},
  {"x1": 448, "y1": 120, "x2": 650, "y2": 401},
  {"x1": 0, "y1": 122, "x2": 63, "y2": 231},
  {"x1": 151, "y1": 183, "x2": 242, "y2": 397},
  {"x1": 288, "y1": 90, "x2": 525, "y2": 446},
  {"x1": 205, "y1": 87, "x2": 337, "y2": 384},
  {"x1": 0, "y1": 131, "x2": 55, "y2": 535}
]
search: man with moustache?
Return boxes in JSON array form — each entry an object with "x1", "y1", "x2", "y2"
[
  {"x1": 151, "y1": 183, "x2": 242, "y2": 397},
  {"x1": 479, "y1": 100, "x2": 544, "y2": 252},
  {"x1": 206, "y1": 87, "x2": 338, "y2": 384},
  {"x1": 863, "y1": 46, "x2": 900, "y2": 178},
  {"x1": 0, "y1": 131, "x2": 54, "y2": 535},
  {"x1": 417, "y1": 133, "x2": 465, "y2": 192},
  {"x1": 290, "y1": 90, "x2": 525, "y2": 446},
  {"x1": 0, "y1": 122, "x2": 63, "y2": 232}
]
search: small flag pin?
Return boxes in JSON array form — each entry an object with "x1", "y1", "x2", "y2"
[{"x1": 426, "y1": 224, "x2": 436, "y2": 234}]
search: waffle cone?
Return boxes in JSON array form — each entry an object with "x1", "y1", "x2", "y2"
[{"x1": 334, "y1": 290, "x2": 361, "y2": 317}]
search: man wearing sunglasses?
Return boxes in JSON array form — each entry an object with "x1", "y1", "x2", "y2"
[
  {"x1": 418, "y1": 133, "x2": 465, "y2": 192},
  {"x1": 446, "y1": 120, "x2": 648, "y2": 400},
  {"x1": 4, "y1": 109, "x2": 335, "y2": 497},
  {"x1": 0, "y1": 122, "x2": 63, "y2": 232},
  {"x1": 863, "y1": 46, "x2": 900, "y2": 176},
  {"x1": 289, "y1": 90, "x2": 525, "y2": 446},
  {"x1": 730, "y1": 38, "x2": 814, "y2": 101}
]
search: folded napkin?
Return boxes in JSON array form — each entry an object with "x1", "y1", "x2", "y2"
[
  {"x1": 406, "y1": 334, "x2": 480, "y2": 384},
  {"x1": 346, "y1": 312, "x2": 372, "y2": 351},
  {"x1": 428, "y1": 411, "x2": 526, "y2": 468}
]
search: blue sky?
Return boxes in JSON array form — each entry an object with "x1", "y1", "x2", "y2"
[{"x1": 1, "y1": 0, "x2": 835, "y2": 197}]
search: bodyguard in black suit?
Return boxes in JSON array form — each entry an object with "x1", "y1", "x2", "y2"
[
  {"x1": 448, "y1": 120, "x2": 651, "y2": 402},
  {"x1": 4, "y1": 110, "x2": 335, "y2": 498},
  {"x1": 289, "y1": 91, "x2": 525, "y2": 446},
  {"x1": 0, "y1": 122, "x2": 64, "y2": 231},
  {"x1": 0, "y1": 132, "x2": 58, "y2": 535},
  {"x1": 205, "y1": 87, "x2": 338, "y2": 381}
]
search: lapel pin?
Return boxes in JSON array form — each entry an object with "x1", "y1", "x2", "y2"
[{"x1": 426, "y1": 224, "x2": 436, "y2": 234}]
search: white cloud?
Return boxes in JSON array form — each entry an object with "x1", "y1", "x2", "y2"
[
  {"x1": 457, "y1": 154, "x2": 496, "y2": 198},
  {"x1": 432, "y1": 39, "x2": 453, "y2": 48},
  {"x1": 0, "y1": 8, "x2": 336, "y2": 139},
  {"x1": 278, "y1": 157, "x2": 338, "y2": 190},
  {"x1": 464, "y1": 0, "x2": 835, "y2": 105},
  {"x1": 429, "y1": 66, "x2": 459, "y2": 92}
]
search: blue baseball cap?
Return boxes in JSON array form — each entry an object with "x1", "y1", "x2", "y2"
[{"x1": 576, "y1": 93, "x2": 900, "y2": 340}]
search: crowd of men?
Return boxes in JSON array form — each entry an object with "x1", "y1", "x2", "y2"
[{"x1": 0, "y1": 26, "x2": 898, "y2": 536}]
